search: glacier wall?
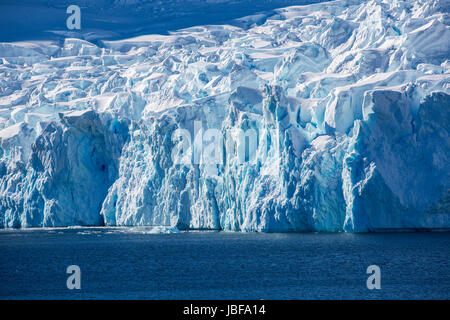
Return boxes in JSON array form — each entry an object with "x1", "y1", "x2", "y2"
[{"x1": 0, "y1": 0, "x2": 449, "y2": 231}]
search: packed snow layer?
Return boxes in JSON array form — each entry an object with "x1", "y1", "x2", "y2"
[{"x1": 0, "y1": 0, "x2": 449, "y2": 231}]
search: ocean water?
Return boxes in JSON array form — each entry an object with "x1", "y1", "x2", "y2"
[{"x1": 0, "y1": 228, "x2": 449, "y2": 299}]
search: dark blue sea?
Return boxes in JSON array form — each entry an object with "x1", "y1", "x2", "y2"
[{"x1": 0, "y1": 228, "x2": 449, "y2": 299}]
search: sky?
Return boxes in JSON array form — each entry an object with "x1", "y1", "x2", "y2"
[{"x1": 0, "y1": 0, "x2": 329, "y2": 42}]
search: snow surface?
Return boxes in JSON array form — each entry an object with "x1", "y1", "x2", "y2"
[{"x1": 0, "y1": 0, "x2": 449, "y2": 231}]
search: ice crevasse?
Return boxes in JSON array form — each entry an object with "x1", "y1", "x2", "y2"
[{"x1": 0, "y1": 0, "x2": 449, "y2": 231}]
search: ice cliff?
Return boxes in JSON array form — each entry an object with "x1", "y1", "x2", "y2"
[{"x1": 0, "y1": 0, "x2": 449, "y2": 231}]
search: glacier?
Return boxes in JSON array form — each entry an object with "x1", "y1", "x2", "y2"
[{"x1": 0, "y1": 0, "x2": 449, "y2": 231}]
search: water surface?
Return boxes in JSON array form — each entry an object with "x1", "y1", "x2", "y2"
[{"x1": 0, "y1": 228, "x2": 448, "y2": 299}]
